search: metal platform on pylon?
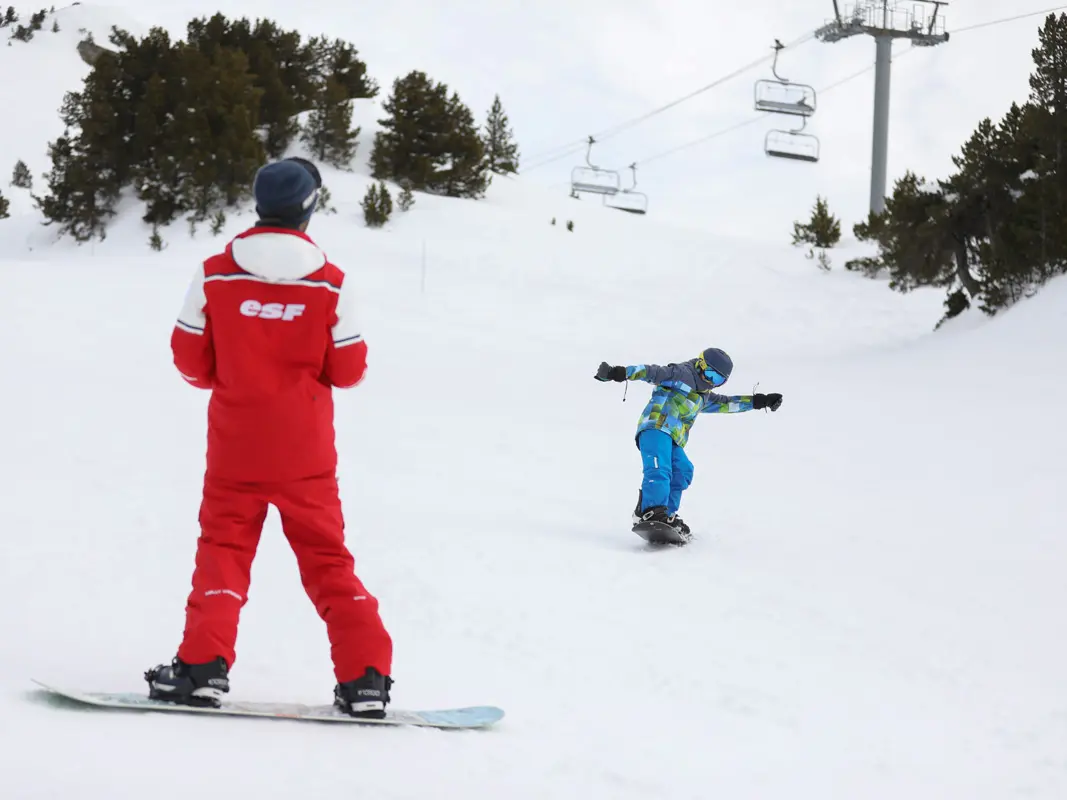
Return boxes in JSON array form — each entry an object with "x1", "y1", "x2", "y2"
[{"x1": 815, "y1": 1, "x2": 949, "y2": 45}]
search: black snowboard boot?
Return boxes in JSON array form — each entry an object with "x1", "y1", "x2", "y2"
[
  {"x1": 667, "y1": 513, "x2": 692, "y2": 540},
  {"x1": 633, "y1": 491, "x2": 672, "y2": 526},
  {"x1": 634, "y1": 504, "x2": 673, "y2": 526},
  {"x1": 144, "y1": 656, "x2": 229, "y2": 708},
  {"x1": 334, "y1": 667, "x2": 393, "y2": 719}
]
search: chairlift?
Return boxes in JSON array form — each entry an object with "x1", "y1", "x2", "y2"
[
  {"x1": 570, "y1": 136, "x2": 621, "y2": 196},
  {"x1": 764, "y1": 110, "x2": 819, "y2": 163},
  {"x1": 604, "y1": 163, "x2": 648, "y2": 215},
  {"x1": 765, "y1": 129, "x2": 820, "y2": 163},
  {"x1": 754, "y1": 39, "x2": 817, "y2": 117}
]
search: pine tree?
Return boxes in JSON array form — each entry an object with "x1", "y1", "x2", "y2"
[
  {"x1": 34, "y1": 133, "x2": 116, "y2": 241},
  {"x1": 437, "y1": 92, "x2": 488, "y2": 198},
  {"x1": 941, "y1": 107, "x2": 1042, "y2": 314},
  {"x1": 132, "y1": 70, "x2": 186, "y2": 225},
  {"x1": 34, "y1": 51, "x2": 129, "y2": 237},
  {"x1": 1027, "y1": 14, "x2": 1067, "y2": 216},
  {"x1": 378, "y1": 180, "x2": 393, "y2": 219},
  {"x1": 255, "y1": 56, "x2": 301, "y2": 158},
  {"x1": 847, "y1": 172, "x2": 956, "y2": 291},
  {"x1": 791, "y1": 195, "x2": 841, "y2": 249},
  {"x1": 301, "y1": 76, "x2": 360, "y2": 168},
  {"x1": 239, "y1": 32, "x2": 300, "y2": 158},
  {"x1": 371, "y1": 71, "x2": 488, "y2": 198},
  {"x1": 325, "y1": 38, "x2": 377, "y2": 99},
  {"x1": 371, "y1": 71, "x2": 451, "y2": 189},
  {"x1": 11, "y1": 159, "x2": 31, "y2": 188},
  {"x1": 0, "y1": 188, "x2": 9, "y2": 219},
  {"x1": 482, "y1": 94, "x2": 519, "y2": 174},
  {"x1": 842, "y1": 12, "x2": 1067, "y2": 329},
  {"x1": 32, "y1": 48, "x2": 129, "y2": 240},
  {"x1": 361, "y1": 181, "x2": 392, "y2": 227},
  {"x1": 1020, "y1": 13, "x2": 1067, "y2": 285},
  {"x1": 2, "y1": 7, "x2": 16, "y2": 27},
  {"x1": 397, "y1": 180, "x2": 414, "y2": 211},
  {"x1": 29, "y1": 13, "x2": 377, "y2": 239},
  {"x1": 169, "y1": 45, "x2": 265, "y2": 219},
  {"x1": 317, "y1": 184, "x2": 337, "y2": 214}
]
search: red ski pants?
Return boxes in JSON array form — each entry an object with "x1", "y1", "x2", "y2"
[{"x1": 177, "y1": 472, "x2": 392, "y2": 683}]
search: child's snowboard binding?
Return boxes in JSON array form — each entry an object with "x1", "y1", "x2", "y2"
[{"x1": 631, "y1": 493, "x2": 692, "y2": 545}]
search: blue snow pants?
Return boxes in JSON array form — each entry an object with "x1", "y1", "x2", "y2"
[{"x1": 638, "y1": 429, "x2": 694, "y2": 516}]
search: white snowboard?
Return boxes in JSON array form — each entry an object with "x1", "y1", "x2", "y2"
[{"x1": 32, "y1": 679, "x2": 504, "y2": 729}]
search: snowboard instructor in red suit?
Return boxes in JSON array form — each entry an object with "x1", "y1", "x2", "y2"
[{"x1": 144, "y1": 157, "x2": 394, "y2": 718}]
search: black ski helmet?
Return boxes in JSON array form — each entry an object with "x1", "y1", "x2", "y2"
[{"x1": 697, "y1": 347, "x2": 733, "y2": 386}]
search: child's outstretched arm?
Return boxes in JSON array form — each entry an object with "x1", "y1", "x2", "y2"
[
  {"x1": 701, "y1": 393, "x2": 755, "y2": 414},
  {"x1": 702, "y1": 392, "x2": 783, "y2": 413},
  {"x1": 624, "y1": 363, "x2": 694, "y2": 384},
  {"x1": 594, "y1": 361, "x2": 691, "y2": 384}
]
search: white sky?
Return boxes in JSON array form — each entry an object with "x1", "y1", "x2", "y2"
[{"x1": 99, "y1": 1, "x2": 1064, "y2": 237}]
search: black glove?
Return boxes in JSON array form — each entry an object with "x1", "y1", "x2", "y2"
[
  {"x1": 595, "y1": 362, "x2": 627, "y2": 382},
  {"x1": 752, "y1": 393, "x2": 783, "y2": 412}
]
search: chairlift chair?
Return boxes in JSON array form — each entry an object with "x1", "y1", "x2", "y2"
[
  {"x1": 604, "y1": 163, "x2": 648, "y2": 215},
  {"x1": 764, "y1": 110, "x2": 819, "y2": 163},
  {"x1": 570, "y1": 136, "x2": 621, "y2": 196},
  {"x1": 753, "y1": 39, "x2": 818, "y2": 117},
  {"x1": 605, "y1": 194, "x2": 648, "y2": 214},
  {"x1": 764, "y1": 129, "x2": 820, "y2": 163},
  {"x1": 754, "y1": 81, "x2": 816, "y2": 117}
]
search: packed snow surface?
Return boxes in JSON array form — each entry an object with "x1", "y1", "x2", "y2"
[{"x1": 1, "y1": 5, "x2": 1065, "y2": 798}]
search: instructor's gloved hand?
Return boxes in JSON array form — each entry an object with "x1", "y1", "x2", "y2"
[
  {"x1": 753, "y1": 393, "x2": 783, "y2": 412},
  {"x1": 595, "y1": 362, "x2": 627, "y2": 382}
]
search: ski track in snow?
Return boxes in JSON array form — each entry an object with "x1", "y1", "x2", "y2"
[{"x1": 1, "y1": 6, "x2": 1066, "y2": 799}]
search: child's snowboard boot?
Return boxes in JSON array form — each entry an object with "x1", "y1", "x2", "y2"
[
  {"x1": 334, "y1": 667, "x2": 393, "y2": 719},
  {"x1": 144, "y1": 656, "x2": 229, "y2": 708},
  {"x1": 667, "y1": 513, "x2": 692, "y2": 541},
  {"x1": 635, "y1": 505, "x2": 673, "y2": 525},
  {"x1": 635, "y1": 490, "x2": 692, "y2": 541}
]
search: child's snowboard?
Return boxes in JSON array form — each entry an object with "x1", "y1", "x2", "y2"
[
  {"x1": 632, "y1": 519, "x2": 690, "y2": 546},
  {"x1": 31, "y1": 680, "x2": 504, "y2": 729}
]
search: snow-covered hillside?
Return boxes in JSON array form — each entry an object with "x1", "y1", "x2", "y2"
[{"x1": 1, "y1": 5, "x2": 1065, "y2": 799}]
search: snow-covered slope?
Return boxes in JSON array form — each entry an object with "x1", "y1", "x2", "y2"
[{"x1": 1, "y1": 5, "x2": 1065, "y2": 799}]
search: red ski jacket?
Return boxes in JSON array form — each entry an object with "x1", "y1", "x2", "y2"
[{"x1": 171, "y1": 227, "x2": 368, "y2": 482}]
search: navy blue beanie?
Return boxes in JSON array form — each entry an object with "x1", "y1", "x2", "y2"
[{"x1": 253, "y1": 159, "x2": 320, "y2": 225}]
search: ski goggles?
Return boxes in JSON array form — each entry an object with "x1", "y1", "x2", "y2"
[
  {"x1": 695, "y1": 354, "x2": 727, "y2": 386},
  {"x1": 703, "y1": 368, "x2": 727, "y2": 386}
]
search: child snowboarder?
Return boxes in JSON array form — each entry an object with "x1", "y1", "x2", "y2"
[
  {"x1": 595, "y1": 347, "x2": 782, "y2": 540},
  {"x1": 145, "y1": 156, "x2": 394, "y2": 717}
]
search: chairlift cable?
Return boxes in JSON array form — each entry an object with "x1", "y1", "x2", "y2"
[
  {"x1": 638, "y1": 116, "x2": 768, "y2": 166},
  {"x1": 631, "y1": 43, "x2": 917, "y2": 166},
  {"x1": 590, "y1": 31, "x2": 817, "y2": 141},
  {"x1": 519, "y1": 30, "x2": 817, "y2": 172},
  {"x1": 952, "y1": 4, "x2": 1067, "y2": 34},
  {"x1": 628, "y1": 3, "x2": 1067, "y2": 170},
  {"x1": 527, "y1": 4, "x2": 1067, "y2": 177}
]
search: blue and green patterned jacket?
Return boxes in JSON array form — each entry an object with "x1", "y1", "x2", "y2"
[{"x1": 626, "y1": 360, "x2": 754, "y2": 447}]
